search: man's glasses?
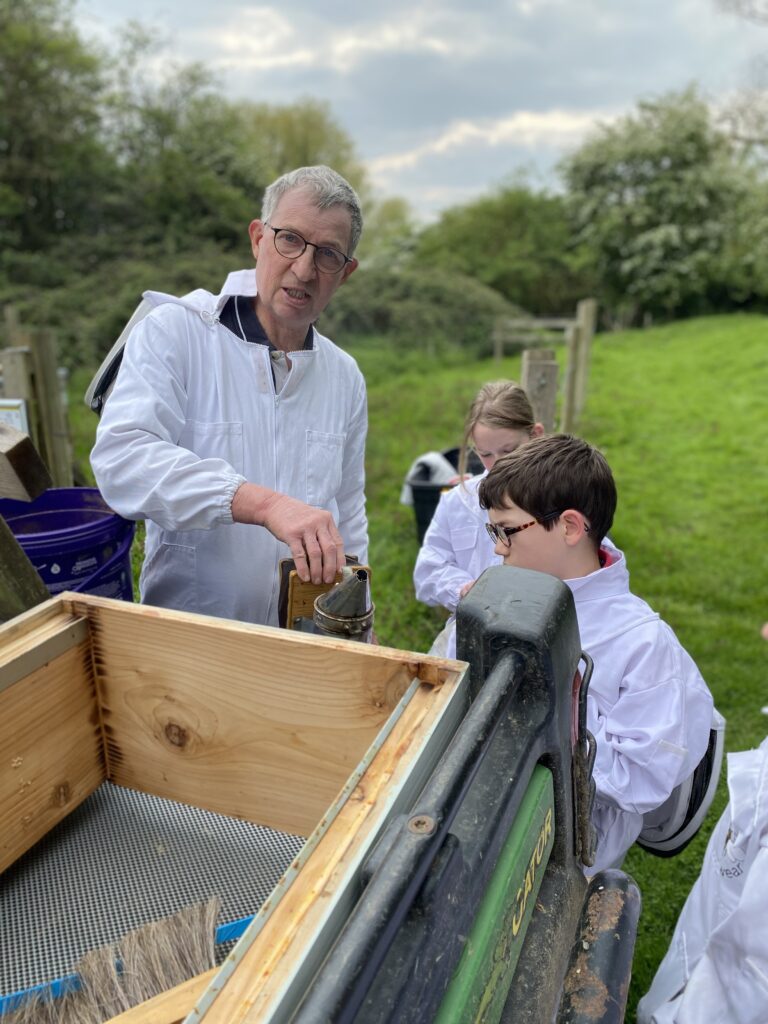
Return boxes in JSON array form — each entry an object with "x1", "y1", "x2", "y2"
[
  {"x1": 266, "y1": 225, "x2": 352, "y2": 274},
  {"x1": 485, "y1": 510, "x2": 569, "y2": 547}
]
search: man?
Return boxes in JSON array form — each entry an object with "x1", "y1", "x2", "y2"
[{"x1": 91, "y1": 165, "x2": 367, "y2": 626}]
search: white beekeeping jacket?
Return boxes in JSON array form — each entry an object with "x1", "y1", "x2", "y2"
[
  {"x1": 91, "y1": 270, "x2": 368, "y2": 626},
  {"x1": 441, "y1": 546, "x2": 714, "y2": 872},
  {"x1": 638, "y1": 736, "x2": 768, "y2": 1024},
  {"x1": 413, "y1": 472, "x2": 499, "y2": 614}
]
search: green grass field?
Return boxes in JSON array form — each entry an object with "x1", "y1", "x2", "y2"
[{"x1": 68, "y1": 312, "x2": 767, "y2": 1017}]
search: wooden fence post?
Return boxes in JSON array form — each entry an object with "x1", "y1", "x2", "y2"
[
  {"x1": 0, "y1": 422, "x2": 52, "y2": 621},
  {"x1": 489, "y1": 301, "x2": 595, "y2": 432},
  {"x1": 521, "y1": 349, "x2": 558, "y2": 433},
  {"x1": 560, "y1": 324, "x2": 579, "y2": 433},
  {"x1": 2, "y1": 308, "x2": 74, "y2": 487},
  {"x1": 3, "y1": 304, "x2": 21, "y2": 343},
  {"x1": 559, "y1": 298, "x2": 598, "y2": 432},
  {"x1": 573, "y1": 298, "x2": 597, "y2": 422},
  {"x1": 0, "y1": 346, "x2": 40, "y2": 451},
  {"x1": 492, "y1": 320, "x2": 504, "y2": 363},
  {"x1": 27, "y1": 328, "x2": 74, "y2": 488}
]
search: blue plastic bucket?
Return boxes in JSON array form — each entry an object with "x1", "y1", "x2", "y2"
[{"x1": 0, "y1": 487, "x2": 135, "y2": 601}]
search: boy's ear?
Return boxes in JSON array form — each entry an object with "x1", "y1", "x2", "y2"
[{"x1": 561, "y1": 509, "x2": 590, "y2": 545}]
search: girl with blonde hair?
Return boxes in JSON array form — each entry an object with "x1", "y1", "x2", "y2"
[{"x1": 413, "y1": 380, "x2": 543, "y2": 652}]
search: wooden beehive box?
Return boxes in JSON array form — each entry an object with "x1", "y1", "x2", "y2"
[{"x1": 0, "y1": 593, "x2": 468, "y2": 1020}]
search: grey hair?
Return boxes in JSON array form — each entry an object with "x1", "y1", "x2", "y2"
[{"x1": 261, "y1": 165, "x2": 364, "y2": 254}]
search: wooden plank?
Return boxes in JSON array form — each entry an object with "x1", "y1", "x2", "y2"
[
  {"x1": 0, "y1": 421, "x2": 53, "y2": 621},
  {"x1": 67, "y1": 592, "x2": 453, "y2": 686},
  {"x1": 0, "y1": 516, "x2": 51, "y2": 622},
  {"x1": 0, "y1": 615, "x2": 88, "y2": 692},
  {"x1": 500, "y1": 317, "x2": 574, "y2": 330},
  {"x1": 501, "y1": 333, "x2": 562, "y2": 345},
  {"x1": 0, "y1": 601, "x2": 83, "y2": 660},
  {"x1": 492, "y1": 316, "x2": 575, "y2": 362},
  {"x1": 0, "y1": 420, "x2": 51, "y2": 500},
  {"x1": 192, "y1": 666, "x2": 467, "y2": 1023},
  {"x1": 83, "y1": 599, "x2": 455, "y2": 835},
  {"x1": 0, "y1": 615, "x2": 104, "y2": 872},
  {"x1": 0, "y1": 592, "x2": 77, "y2": 649}
]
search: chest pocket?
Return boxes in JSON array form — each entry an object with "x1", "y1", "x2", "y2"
[
  {"x1": 306, "y1": 429, "x2": 345, "y2": 506},
  {"x1": 179, "y1": 420, "x2": 244, "y2": 475},
  {"x1": 450, "y1": 525, "x2": 480, "y2": 552}
]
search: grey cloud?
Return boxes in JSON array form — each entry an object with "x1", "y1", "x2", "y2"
[{"x1": 76, "y1": 0, "x2": 765, "y2": 218}]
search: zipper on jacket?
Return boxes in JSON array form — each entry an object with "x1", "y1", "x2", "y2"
[{"x1": 200, "y1": 310, "x2": 220, "y2": 329}]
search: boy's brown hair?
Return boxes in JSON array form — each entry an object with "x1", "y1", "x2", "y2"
[{"x1": 478, "y1": 433, "x2": 617, "y2": 550}]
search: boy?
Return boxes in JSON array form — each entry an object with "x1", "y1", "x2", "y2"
[{"x1": 476, "y1": 433, "x2": 715, "y2": 873}]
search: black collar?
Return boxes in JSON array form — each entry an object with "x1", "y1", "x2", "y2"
[{"x1": 221, "y1": 295, "x2": 314, "y2": 350}]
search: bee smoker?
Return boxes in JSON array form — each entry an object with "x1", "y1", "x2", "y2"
[{"x1": 294, "y1": 566, "x2": 375, "y2": 643}]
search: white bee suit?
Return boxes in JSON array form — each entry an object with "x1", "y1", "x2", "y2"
[
  {"x1": 562, "y1": 549, "x2": 714, "y2": 872},
  {"x1": 91, "y1": 270, "x2": 368, "y2": 626},
  {"x1": 637, "y1": 737, "x2": 768, "y2": 1024},
  {"x1": 413, "y1": 472, "x2": 500, "y2": 616},
  {"x1": 437, "y1": 545, "x2": 714, "y2": 872}
]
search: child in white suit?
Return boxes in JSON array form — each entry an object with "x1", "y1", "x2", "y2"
[
  {"x1": 413, "y1": 380, "x2": 543, "y2": 654},
  {"x1": 638, "y1": 629, "x2": 768, "y2": 1024},
  {"x1": 478, "y1": 434, "x2": 715, "y2": 873}
]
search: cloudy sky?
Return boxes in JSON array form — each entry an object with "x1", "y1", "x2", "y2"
[{"x1": 75, "y1": 0, "x2": 766, "y2": 220}]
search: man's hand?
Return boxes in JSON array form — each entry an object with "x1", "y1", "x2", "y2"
[
  {"x1": 231, "y1": 483, "x2": 345, "y2": 584},
  {"x1": 458, "y1": 579, "x2": 476, "y2": 600}
]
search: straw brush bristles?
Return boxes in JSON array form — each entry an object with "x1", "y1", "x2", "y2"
[{"x1": 6, "y1": 898, "x2": 220, "y2": 1024}]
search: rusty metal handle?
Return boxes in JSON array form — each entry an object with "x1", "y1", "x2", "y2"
[{"x1": 573, "y1": 651, "x2": 597, "y2": 867}]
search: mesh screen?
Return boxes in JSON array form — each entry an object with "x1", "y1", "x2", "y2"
[{"x1": 0, "y1": 781, "x2": 306, "y2": 997}]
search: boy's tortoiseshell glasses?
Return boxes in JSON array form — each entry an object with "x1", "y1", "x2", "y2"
[{"x1": 485, "y1": 510, "x2": 571, "y2": 547}]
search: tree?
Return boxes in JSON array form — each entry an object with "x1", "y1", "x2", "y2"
[
  {"x1": 0, "y1": 9, "x2": 375, "y2": 365},
  {"x1": 100, "y1": 35, "x2": 370, "y2": 255},
  {"x1": 714, "y1": 0, "x2": 768, "y2": 161},
  {"x1": 98, "y1": 26, "x2": 268, "y2": 254},
  {"x1": 0, "y1": 2, "x2": 387, "y2": 367},
  {"x1": 0, "y1": 0, "x2": 109, "y2": 255},
  {"x1": 714, "y1": 0, "x2": 768, "y2": 295},
  {"x1": 319, "y1": 265, "x2": 522, "y2": 358},
  {"x1": 354, "y1": 196, "x2": 417, "y2": 267},
  {"x1": 560, "y1": 87, "x2": 761, "y2": 323},
  {"x1": 410, "y1": 184, "x2": 595, "y2": 316},
  {"x1": 238, "y1": 98, "x2": 368, "y2": 200}
]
